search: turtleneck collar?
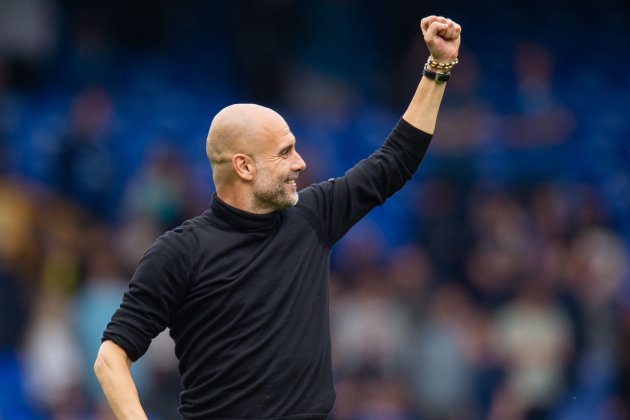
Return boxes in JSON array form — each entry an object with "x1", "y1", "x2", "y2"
[{"x1": 207, "y1": 194, "x2": 283, "y2": 235}]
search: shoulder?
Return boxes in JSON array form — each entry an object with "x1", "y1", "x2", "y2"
[
  {"x1": 295, "y1": 180, "x2": 332, "y2": 215},
  {"x1": 291, "y1": 181, "x2": 335, "y2": 240},
  {"x1": 148, "y1": 212, "x2": 211, "y2": 258}
]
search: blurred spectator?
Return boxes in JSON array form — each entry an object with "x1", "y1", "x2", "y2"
[
  {"x1": 334, "y1": 373, "x2": 417, "y2": 420},
  {"x1": 433, "y1": 51, "x2": 495, "y2": 158},
  {"x1": 500, "y1": 42, "x2": 577, "y2": 185},
  {"x1": 493, "y1": 280, "x2": 573, "y2": 418},
  {"x1": 406, "y1": 284, "x2": 480, "y2": 419},
  {"x1": 506, "y1": 42, "x2": 575, "y2": 149},
  {"x1": 564, "y1": 228, "x2": 626, "y2": 316},
  {"x1": 121, "y1": 143, "x2": 193, "y2": 231},
  {"x1": 38, "y1": 197, "x2": 86, "y2": 294},
  {"x1": 529, "y1": 183, "x2": 571, "y2": 242},
  {"x1": 465, "y1": 188, "x2": 535, "y2": 306},
  {"x1": 385, "y1": 245, "x2": 433, "y2": 315},
  {"x1": 560, "y1": 227, "x2": 628, "y2": 416},
  {"x1": 55, "y1": 87, "x2": 117, "y2": 221},
  {"x1": 115, "y1": 215, "x2": 163, "y2": 276},
  {"x1": 23, "y1": 292, "x2": 86, "y2": 417},
  {"x1": 333, "y1": 220, "x2": 386, "y2": 286},
  {"x1": 413, "y1": 178, "x2": 471, "y2": 283},
  {"x1": 332, "y1": 268, "x2": 409, "y2": 374}
]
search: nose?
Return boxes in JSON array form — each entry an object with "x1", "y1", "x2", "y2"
[{"x1": 291, "y1": 151, "x2": 306, "y2": 172}]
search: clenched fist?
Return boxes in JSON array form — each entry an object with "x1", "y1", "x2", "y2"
[{"x1": 420, "y1": 16, "x2": 462, "y2": 62}]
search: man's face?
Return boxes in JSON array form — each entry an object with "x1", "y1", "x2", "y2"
[{"x1": 251, "y1": 122, "x2": 306, "y2": 212}]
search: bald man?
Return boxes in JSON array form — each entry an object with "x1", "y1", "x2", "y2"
[{"x1": 95, "y1": 15, "x2": 461, "y2": 420}]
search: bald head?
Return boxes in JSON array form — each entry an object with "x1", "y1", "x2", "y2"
[
  {"x1": 206, "y1": 104, "x2": 286, "y2": 186},
  {"x1": 205, "y1": 103, "x2": 307, "y2": 213}
]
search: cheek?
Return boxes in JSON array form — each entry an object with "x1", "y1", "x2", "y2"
[
  {"x1": 268, "y1": 165, "x2": 287, "y2": 182},
  {"x1": 256, "y1": 168, "x2": 281, "y2": 189},
  {"x1": 256, "y1": 162, "x2": 287, "y2": 187}
]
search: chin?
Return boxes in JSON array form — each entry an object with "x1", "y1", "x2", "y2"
[{"x1": 277, "y1": 196, "x2": 298, "y2": 210}]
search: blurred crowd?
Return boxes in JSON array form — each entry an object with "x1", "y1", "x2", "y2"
[{"x1": 0, "y1": 1, "x2": 629, "y2": 419}]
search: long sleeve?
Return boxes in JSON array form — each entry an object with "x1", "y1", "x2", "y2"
[
  {"x1": 102, "y1": 228, "x2": 193, "y2": 361},
  {"x1": 297, "y1": 118, "x2": 432, "y2": 246}
]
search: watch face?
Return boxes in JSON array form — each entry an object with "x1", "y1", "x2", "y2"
[
  {"x1": 436, "y1": 72, "x2": 450, "y2": 83},
  {"x1": 423, "y1": 66, "x2": 450, "y2": 83}
]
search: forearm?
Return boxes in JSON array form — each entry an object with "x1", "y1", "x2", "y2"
[
  {"x1": 94, "y1": 340, "x2": 148, "y2": 420},
  {"x1": 402, "y1": 75, "x2": 447, "y2": 135},
  {"x1": 403, "y1": 15, "x2": 461, "y2": 134}
]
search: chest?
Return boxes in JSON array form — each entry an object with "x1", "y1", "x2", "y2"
[{"x1": 185, "y1": 218, "x2": 328, "y2": 311}]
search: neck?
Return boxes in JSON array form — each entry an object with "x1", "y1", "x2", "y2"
[
  {"x1": 210, "y1": 194, "x2": 282, "y2": 236},
  {"x1": 216, "y1": 188, "x2": 274, "y2": 215}
]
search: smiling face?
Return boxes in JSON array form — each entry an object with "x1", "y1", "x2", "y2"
[
  {"x1": 250, "y1": 117, "x2": 306, "y2": 212},
  {"x1": 206, "y1": 104, "x2": 307, "y2": 214}
]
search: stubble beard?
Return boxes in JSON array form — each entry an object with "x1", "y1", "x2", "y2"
[{"x1": 252, "y1": 168, "x2": 299, "y2": 212}]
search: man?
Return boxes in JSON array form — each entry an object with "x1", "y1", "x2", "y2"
[{"x1": 95, "y1": 15, "x2": 462, "y2": 419}]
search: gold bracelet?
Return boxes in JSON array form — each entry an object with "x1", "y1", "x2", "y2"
[{"x1": 427, "y1": 56, "x2": 459, "y2": 71}]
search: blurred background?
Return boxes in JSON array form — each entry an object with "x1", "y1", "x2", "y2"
[{"x1": 0, "y1": 0, "x2": 629, "y2": 419}]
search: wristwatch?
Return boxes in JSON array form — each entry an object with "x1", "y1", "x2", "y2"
[{"x1": 422, "y1": 65, "x2": 450, "y2": 83}]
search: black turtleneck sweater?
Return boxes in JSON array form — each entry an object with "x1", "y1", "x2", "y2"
[{"x1": 102, "y1": 119, "x2": 432, "y2": 419}]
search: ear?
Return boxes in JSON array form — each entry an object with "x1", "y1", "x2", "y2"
[{"x1": 232, "y1": 154, "x2": 256, "y2": 181}]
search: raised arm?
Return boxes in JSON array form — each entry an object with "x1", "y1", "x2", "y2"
[
  {"x1": 94, "y1": 340, "x2": 148, "y2": 420},
  {"x1": 297, "y1": 16, "x2": 463, "y2": 245},
  {"x1": 403, "y1": 15, "x2": 462, "y2": 133}
]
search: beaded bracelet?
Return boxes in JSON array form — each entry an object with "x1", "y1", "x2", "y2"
[{"x1": 427, "y1": 56, "x2": 459, "y2": 71}]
